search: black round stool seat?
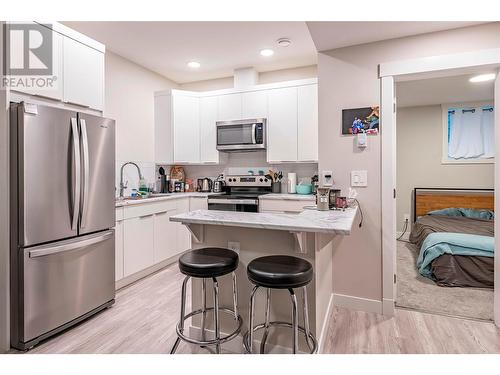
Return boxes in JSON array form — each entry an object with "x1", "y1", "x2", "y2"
[
  {"x1": 247, "y1": 255, "x2": 313, "y2": 289},
  {"x1": 179, "y1": 247, "x2": 239, "y2": 278}
]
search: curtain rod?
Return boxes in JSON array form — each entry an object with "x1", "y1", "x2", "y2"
[{"x1": 448, "y1": 107, "x2": 493, "y2": 114}]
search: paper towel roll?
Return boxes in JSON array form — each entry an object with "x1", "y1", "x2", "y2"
[{"x1": 287, "y1": 173, "x2": 297, "y2": 194}]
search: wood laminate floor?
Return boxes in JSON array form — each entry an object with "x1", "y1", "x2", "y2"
[{"x1": 14, "y1": 264, "x2": 500, "y2": 354}]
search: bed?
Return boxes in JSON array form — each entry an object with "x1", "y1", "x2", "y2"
[{"x1": 408, "y1": 188, "x2": 494, "y2": 288}]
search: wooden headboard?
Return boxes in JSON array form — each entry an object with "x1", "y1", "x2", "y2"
[{"x1": 413, "y1": 188, "x2": 494, "y2": 221}]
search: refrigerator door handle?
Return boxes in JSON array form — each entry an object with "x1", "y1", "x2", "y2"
[
  {"x1": 70, "y1": 117, "x2": 81, "y2": 231},
  {"x1": 29, "y1": 230, "x2": 113, "y2": 258},
  {"x1": 79, "y1": 118, "x2": 90, "y2": 228}
]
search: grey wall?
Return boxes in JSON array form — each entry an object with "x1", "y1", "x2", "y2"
[
  {"x1": 318, "y1": 22, "x2": 500, "y2": 303},
  {"x1": 396, "y1": 105, "x2": 494, "y2": 231}
]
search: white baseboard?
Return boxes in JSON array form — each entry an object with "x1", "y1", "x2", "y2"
[
  {"x1": 382, "y1": 298, "x2": 395, "y2": 316},
  {"x1": 332, "y1": 293, "x2": 383, "y2": 314},
  {"x1": 317, "y1": 293, "x2": 334, "y2": 354}
]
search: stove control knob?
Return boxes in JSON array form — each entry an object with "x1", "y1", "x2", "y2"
[
  {"x1": 264, "y1": 178, "x2": 268, "y2": 182},
  {"x1": 259, "y1": 178, "x2": 263, "y2": 182}
]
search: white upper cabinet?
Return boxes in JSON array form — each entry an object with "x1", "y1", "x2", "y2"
[
  {"x1": 217, "y1": 93, "x2": 242, "y2": 121},
  {"x1": 63, "y1": 37, "x2": 104, "y2": 111},
  {"x1": 173, "y1": 94, "x2": 200, "y2": 163},
  {"x1": 242, "y1": 90, "x2": 268, "y2": 119},
  {"x1": 154, "y1": 93, "x2": 173, "y2": 164},
  {"x1": 297, "y1": 85, "x2": 318, "y2": 162},
  {"x1": 6, "y1": 22, "x2": 64, "y2": 101},
  {"x1": 6, "y1": 22, "x2": 105, "y2": 110},
  {"x1": 154, "y1": 79, "x2": 317, "y2": 166},
  {"x1": 200, "y1": 96, "x2": 219, "y2": 163},
  {"x1": 267, "y1": 86, "x2": 298, "y2": 162}
]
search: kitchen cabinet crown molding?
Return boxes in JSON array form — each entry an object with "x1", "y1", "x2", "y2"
[
  {"x1": 155, "y1": 78, "x2": 318, "y2": 99},
  {"x1": 35, "y1": 21, "x2": 105, "y2": 53}
]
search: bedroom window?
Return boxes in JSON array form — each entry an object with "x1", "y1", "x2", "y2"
[{"x1": 442, "y1": 103, "x2": 494, "y2": 164}]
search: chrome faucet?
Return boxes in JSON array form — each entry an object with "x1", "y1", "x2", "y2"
[{"x1": 119, "y1": 162, "x2": 144, "y2": 198}]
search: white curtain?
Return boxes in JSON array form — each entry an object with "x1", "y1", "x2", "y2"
[
  {"x1": 481, "y1": 109, "x2": 495, "y2": 158},
  {"x1": 448, "y1": 108, "x2": 494, "y2": 159}
]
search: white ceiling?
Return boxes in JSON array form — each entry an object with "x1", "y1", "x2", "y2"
[
  {"x1": 63, "y1": 21, "x2": 490, "y2": 84},
  {"x1": 63, "y1": 21, "x2": 317, "y2": 83},
  {"x1": 306, "y1": 22, "x2": 486, "y2": 52},
  {"x1": 396, "y1": 74, "x2": 495, "y2": 108}
]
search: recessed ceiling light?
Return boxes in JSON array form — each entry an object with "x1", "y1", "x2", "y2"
[
  {"x1": 277, "y1": 38, "x2": 291, "y2": 47},
  {"x1": 469, "y1": 73, "x2": 496, "y2": 83},
  {"x1": 260, "y1": 49, "x2": 274, "y2": 57},
  {"x1": 187, "y1": 61, "x2": 201, "y2": 69}
]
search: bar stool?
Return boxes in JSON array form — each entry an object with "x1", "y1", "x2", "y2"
[
  {"x1": 243, "y1": 255, "x2": 317, "y2": 354},
  {"x1": 170, "y1": 247, "x2": 243, "y2": 354}
]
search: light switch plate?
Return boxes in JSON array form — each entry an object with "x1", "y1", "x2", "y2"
[
  {"x1": 351, "y1": 170, "x2": 368, "y2": 187},
  {"x1": 321, "y1": 170, "x2": 333, "y2": 186},
  {"x1": 357, "y1": 133, "x2": 367, "y2": 148}
]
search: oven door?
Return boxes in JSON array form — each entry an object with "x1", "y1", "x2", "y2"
[
  {"x1": 216, "y1": 119, "x2": 266, "y2": 151},
  {"x1": 208, "y1": 198, "x2": 259, "y2": 213}
]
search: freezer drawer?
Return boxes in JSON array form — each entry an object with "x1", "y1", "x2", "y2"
[{"x1": 19, "y1": 230, "x2": 115, "y2": 344}]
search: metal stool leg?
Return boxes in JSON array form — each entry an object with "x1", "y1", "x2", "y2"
[
  {"x1": 170, "y1": 275, "x2": 190, "y2": 354},
  {"x1": 289, "y1": 288, "x2": 299, "y2": 354},
  {"x1": 213, "y1": 277, "x2": 220, "y2": 354},
  {"x1": 248, "y1": 285, "x2": 259, "y2": 354},
  {"x1": 302, "y1": 286, "x2": 312, "y2": 349},
  {"x1": 232, "y1": 272, "x2": 238, "y2": 320},
  {"x1": 200, "y1": 278, "x2": 207, "y2": 343},
  {"x1": 259, "y1": 288, "x2": 271, "y2": 354}
]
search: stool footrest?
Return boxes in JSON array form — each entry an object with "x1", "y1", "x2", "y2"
[
  {"x1": 243, "y1": 321, "x2": 318, "y2": 354},
  {"x1": 176, "y1": 307, "x2": 243, "y2": 346}
]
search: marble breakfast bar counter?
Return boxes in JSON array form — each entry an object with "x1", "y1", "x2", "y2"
[{"x1": 170, "y1": 208, "x2": 358, "y2": 353}]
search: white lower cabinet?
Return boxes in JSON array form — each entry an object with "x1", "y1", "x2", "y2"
[
  {"x1": 123, "y1": 214, "x2": 155, "y2": 277},
  {"x1": 153, "y1": 208, "x2": 178, "y2": 263},
  {"x1": 116, "y1": 197, "x2": 203, "y2": 285}
]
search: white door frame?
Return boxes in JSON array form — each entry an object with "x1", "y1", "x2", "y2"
[{"x1": 379, "y1": 48, "x2": 500, "y2": 326}]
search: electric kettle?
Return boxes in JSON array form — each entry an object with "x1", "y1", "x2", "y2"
[{"x1": 200, "y1": 177, "x2": 213, "y2": 192}]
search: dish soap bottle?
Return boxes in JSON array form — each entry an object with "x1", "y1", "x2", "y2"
[{"x1": 139, "y1": 178, "x2": 148, "y2": 193}]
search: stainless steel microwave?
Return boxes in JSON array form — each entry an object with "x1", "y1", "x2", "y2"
[{"x1": 216, "y1": 118, "x2": 266, "y2": 152}]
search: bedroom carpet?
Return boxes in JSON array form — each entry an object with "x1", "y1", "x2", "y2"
[{"x1": 396, "y1": 241, "x2": 494, "y2": 321}]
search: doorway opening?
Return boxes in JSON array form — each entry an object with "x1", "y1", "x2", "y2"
[
  {"x1": 394, "y1": 73, "x2": 495, "y2": 320},
  {"x1": 379, "y1": 48, "x2": 500, "y2": 326}
]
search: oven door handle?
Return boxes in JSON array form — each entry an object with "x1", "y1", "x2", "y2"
[{"x1": 208, "y1": 198, "x2": 258, "y2": 205}]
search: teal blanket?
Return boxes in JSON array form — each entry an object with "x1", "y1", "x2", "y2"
[{"x1": 417, "y1": 232, "x2": 495, "y2": 280}]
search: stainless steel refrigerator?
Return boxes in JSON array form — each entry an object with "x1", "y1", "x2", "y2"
[{"x1": 10, "y1": 102, "x2": 116, "y2": 350}]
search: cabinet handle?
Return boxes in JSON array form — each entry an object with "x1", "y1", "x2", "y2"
[
  {"x1": 64, "y1": 101, "x2": 91, "y2": 108},
  {"x1": 32, "y1": 93, "x2": 60, "y2": 101},
  {"x1": 139, "y1": 214, "x2": 154, "y2": 219}
]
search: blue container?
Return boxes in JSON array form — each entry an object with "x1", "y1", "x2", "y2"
[{"x1": 295, "y1": 184, "x2": 313, "y2": 195}]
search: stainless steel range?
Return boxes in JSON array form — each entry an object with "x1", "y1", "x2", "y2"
[{"x1": 207, "y1": 175, "x2": 272, "y2": 212}]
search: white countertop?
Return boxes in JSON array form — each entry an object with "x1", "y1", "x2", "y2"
[
  {"x1": 115, "y1": 192, "x2": 222, "y2": 207},
  {"x1": 170, "y1": 207, "x2": 358, "y2": 235},
  {"x1": 259, "y1": 193, "x2": 316, "y2": 201}
]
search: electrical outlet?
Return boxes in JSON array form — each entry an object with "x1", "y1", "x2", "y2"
[
  {"x1": 228, "y1": 241, "x2": 240, "y2": 254},
  {"x1": 404, "y1": 214, "x2": 410, "y2": 222}
]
